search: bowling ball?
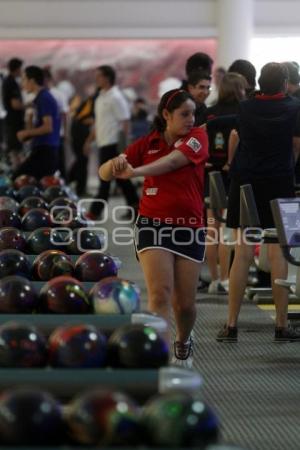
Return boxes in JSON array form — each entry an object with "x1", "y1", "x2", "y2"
[
  {"x1": 21, "y1": 207, "x2": 52, "y2": 231},
  {"x1": 0, "y1": 388, "x2": 65, "y2": 445},
  {"x1": 27, "y1": 227, "x2": 71, "y2": 254},
  {"x1": 0, "y1": 227, "x2": 27, "y2": 252},
  {"x1": 39, "y1": 275, "x2": 91, "y2": 313},
  {"x1": 14, "y1": 174, "x2": 37, "y2": 189},
  {"x1": 19, "y1": 196, "x2": 48, "y2": 216},
  {"x1": 0, "y1": 196, "x2": 19, "y2": 212},
  {"x1": 90, "y1": 276, "x2": 140, "y2": 314},
  {"x1": 0, "y1": 249, "x2": 31, "y2": 278},
  {"x1": 15, "y1": 184, "x2": 41, "y2": 202},
  {"x1": 43, "y1": 185, "x2": 69, "y2": 203},
  {"x1": 0, "y1": 275, "x2": 39, "y2": 313},
  {"x1": 75, "y1": 251, "x2": 118, "y2": 282},
  {"x1": 49, "y1": 197, "x2": 76, "y2": 209},
  {"x1": 40, "y1": 174, "x2": 64, "y2": 189},
  {"x1": 0, "y1": 174, "x2": 12, "y2": 188},
  {"x1": 48, "y1": 324, "x2": 107, "y2": 368},
  {"x1": 67, "y1": 228, "x2": 105, "y2": 254},
  {"x1": 66, "y1": 389, "x2": 141, "y2": 445},
  {"x1": 0, "y1": 322, "x2": 47, "y2": 367},
  {"x1": 0, "y1": 186, "x2": 16, "y2": 198},
  {"x1": 32, "y1": 249, "x2": 74, "y2": 280},
  {"x1": 107, "y1": 324, "x2": 169, "y2": 369},
  {"x1": 141, "y1": 392, "x2": 219, "y2": 448},
  {"x1": 0, "y1": 209, "x2": 21, "y2": 228}
]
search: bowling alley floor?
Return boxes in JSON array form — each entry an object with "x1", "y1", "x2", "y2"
[{"x1": 102, "y1": 193, "x2": 300, "y2": 450}]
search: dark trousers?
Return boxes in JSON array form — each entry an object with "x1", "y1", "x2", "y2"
[
  {"x1": 91, "y1": 143, "x2": 139, "y2": 216},
  {"x1": 13, "y1": 145, "x2": 58, "y2": 180},
  {"x1": 67, "y1": 120, "x2": 89, "y2": 195}
]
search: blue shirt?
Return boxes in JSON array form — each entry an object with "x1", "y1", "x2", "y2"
[{"x1": 32, "y1": 89, "x2": 60, "y2": 148}]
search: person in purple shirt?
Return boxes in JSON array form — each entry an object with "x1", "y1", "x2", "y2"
[{"x1": 14, "y1": 65, "x2": 60, "y2": 179}]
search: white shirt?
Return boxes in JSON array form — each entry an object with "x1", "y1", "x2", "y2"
[
  {"x1": 94, "y1": 86, "x2": 130, "y2": 147},
  {"x1": 50, "y1": 86, "x2": 69, "y2": 137}
]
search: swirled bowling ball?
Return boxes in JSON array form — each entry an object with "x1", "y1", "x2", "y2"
[
  {"x1": 48, "y1": 324, "x2": 107, "y2": 368},
  {"x1": 74, "y1": 251, "x2": 118, "y2": 282},
  {"x1": 90, "y1": 276, "x2": 140, "y2": 315},
  {"x1": 141, "y1": 392, "x2": 219, "y2": 448},
  {"x1": 0, "y1": 276, "x2": 39, "y2": 313},
  {"x1": 0, "y1": 249, "x2": 31, "y2": 278},
  {"x1": 0, "y1": 227, "x2": 27, "y2": 252},
  {"x1": 40, "y1": 174, "x2": 64, "y2": 189},
  {"x1": 39, "y1": 275, "x2": 91, "y2": 313},
  {"x1": 32, "y1": 249, "x2": 74, "y2": 280},
  {"x1": 27, "y1": 227, "x2": 71, "y2": 254},
  {"x1": 21, "y1": 208, "x2": 52, "y2": 231},
  {"x1": 0, "y1": 388, "x2": 65, "y2": 445},
  {"x1": 0, "y1": 322, "x2": 47, "y2": 367},
  {"x1": 43, "y1": 185, "x2": 69, "y2": 203},
  {"x1": 14, "y1": 174, "x2": 38, "y2": 189},
  {"x1": 107, "y1": 324, "x2": 169, "y2": 369},
  {"x1": 0, "y1": 209, "x2": 21, "y2": 228},
  {"x1": 0, "y1": 186, "x2": 16, "y2": 198},
  {"x1": 0, "y1": 196, "x2": 19, "y2": 212},
  {"x1": 67, "y1": 228, "x2": 105, "y2": 254},
  {"x1": 19, "y1": 196, "x2": 48, "y2": 216},
  {"x1": 15, "y1": 184, "x2": 41, "y2": 202},
  {"x1": 65, "y1": 389, "x2": 141, "y2": 445},
  {"x1": 0, "y1": 174, "x2": 12, "y2": 188}
]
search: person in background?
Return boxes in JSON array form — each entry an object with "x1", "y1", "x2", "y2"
[
  {"x1": 14, "y1": 65, "x2": 60, "y2": 179},
  {"x1": 217, "y1": 62, "x2": 300, "y2": 343},
  {"x1": 228, "y1": 59, "x2": 256, "y2": 98},
  {"x1": 186, "y1": 69, "x2": 212, "y2": 126},
  {"x1": 98, "y1": 89, "x2": 208, "y2": 368},
  {"x1": 43, "y1": 68, "x2": 69, "y2": 178},
  {"x1": 84, "y1": 65, "x2": 139, "y2": 220},
  {"x1": 206, "y1": 66, "x2": 227, "y2": 107},
  {"x1": 205, "y1": 72, "x2": 248, "y2": 294},
  {"x1": 1, "y1": 57, "x2": 24, "y2": 167},
  {"x1": 130, "y1": 97, "x2": 150, "y2": 141}
]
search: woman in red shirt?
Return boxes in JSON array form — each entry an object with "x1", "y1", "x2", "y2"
[{"x1": 99, "y1": 89, "x2": 208, "y2": 368}]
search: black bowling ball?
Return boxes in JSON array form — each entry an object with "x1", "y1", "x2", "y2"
[
  {"x1": 0, "y1": 227, "x2": 27, "y2": 252},
  {"x1": 0, "y1": 275, "x2": 39, "y2": 313},
  {"x1": 0, "y1": 249, "x2": 31, "y2": 278}
]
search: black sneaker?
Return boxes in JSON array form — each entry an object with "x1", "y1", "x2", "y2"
[
  {"x1": 171, "y1": 337, "x2": 194, "y2": 369},
  {"x1": 274, "y1": 327, "x2": 300, "y2": 342},
  {"x1": 216, "y1": 324, "x2": 238, "y2": 342}
]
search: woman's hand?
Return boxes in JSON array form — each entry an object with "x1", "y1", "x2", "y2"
[{"x1": 112, "y1": 154, "x2": 134, "y2": 179}]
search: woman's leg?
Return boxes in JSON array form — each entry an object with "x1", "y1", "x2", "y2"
[
  {"x1": 227, "y1": 229, "x2": 255, "y2": 327},
  {"x1": 172, "y1": 256, "x2": 202, "y2": 343},
  {"x1": 205, "y1": 209, "x2": 220, "y2": 281},
  {"x1": 267, "y1": 243, "x2": 288, "y2": 328},
  {"x1": 138, "y1": 249, "x2": 175, "y2": 326}
]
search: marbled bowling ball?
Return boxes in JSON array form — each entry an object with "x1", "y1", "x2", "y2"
[
  {"x1": 19, "y1": 196, "x2": 48, "y2": 216},
  {"x1": 0, "y1": 322, "x2": 47, "y2": 367},
  {"x1": 13, "y1": 174, "x2": 37, "y2": 189},
  {"x1": 39, "y1": 275, "x2": 91, "y2": 313},
  {"x1": 90, "y1": 276, "x2": 140, "y2": 315},
  {"x1": 0, "y1": 227, "x2": 27, "y2": 252},
  {"x1": 107, "y1": 324, "x2": 169, "y2": 369},
  {"x1": 0, "y1": 388, "x2": 65, "y2": 445},
  {"x1": 0, "y1": 276, "x2": 39, "y2": 313},
  {"x1": 21, "y1": 208, "x2": 52, "y2": 231},
  {"x1": 0, "y1": 249, "x2": 31, "y2": 278},
  {"x1": 0, "y1": 209, "x2": 21, "y2": 228},
  {"x1": 15, "y1": 184, "x2": 41, "y2": 202},
  {"x1": 0, "y1": 186, "x2": 16, "y2": 198},
  {"x1": 67, "y1": 228, "x2": 105, "y2": 254},
  {"x1": 40, "y1": 174, "x2": 64, "y2": 189},
  {"x1": 0, "y1": 196, "x2": 19, "y2": 212},
  {"x1": 74, "y1": 251, "x2": 118, "y2": 282},
  {"x1": 43, "y1": 185, "x2": 69, "y2": 203},
  {"x1": 27, "y1": 227, "x2": 71, "y2": 254},
  {"x1": 32, "y1": 249, "x2": 74, "y2": 281},
  {"x1": 48, "y1": 324, "x2": 107, "y2": 368},
  {"x1": 0, "y1": 174, "x2": 12, "y2": 188},
  {"x1": 141, "y1": 392, "x2": 219, "y2": 448},
  {"x1": 66, "y1": 389, "x2": 141, "y2": 446}
]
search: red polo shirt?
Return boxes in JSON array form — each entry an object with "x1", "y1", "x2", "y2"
[{"x1": 125, "y1": 127, "x2": 208, "y2": 227}]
